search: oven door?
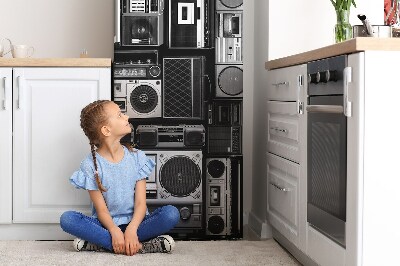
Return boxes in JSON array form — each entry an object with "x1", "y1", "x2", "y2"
[{"x1": 306, "y1": 95, "x2": 347, "y2": 248}]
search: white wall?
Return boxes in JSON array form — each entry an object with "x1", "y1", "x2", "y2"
[
  {"x1": 0, "y1": 0, "x2": 114, "y2": 58},
  {"x1": 268, "y1": 0, "x2": 383, "y2": 60}
]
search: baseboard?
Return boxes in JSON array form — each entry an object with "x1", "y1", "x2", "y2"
[
  {"x1": 273, "y1": 228, "x2": 318, "y2": 266},
  {"x1": 248, "y1": 211, "x2": 272, "y2": 239}
]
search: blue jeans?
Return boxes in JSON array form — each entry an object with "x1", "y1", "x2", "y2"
[{"x1": 60, "y1": 205, "x2": 180, "y2": 252}]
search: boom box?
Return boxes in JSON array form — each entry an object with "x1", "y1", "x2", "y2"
[
  {"x1": 163, "y1": 57, "x2": 205, "y2": 119},
  {"x1": 208, "y1": 100, "x2": 242, "y2": 126},
  {"x1": 208, "y1": 126, "x2": 241, "y2": 154},
  {"x1": 169, "y1": 0, "x2": 210, "y2": 48},
  {"x1": 144, "y1": 150, "x2": 203, "y2": 204},
  {"x1": 216, "y1": 65, "x2": 243, "y2": 98},
  {"x1": 206, "y1": 157, "x2": 242, "y2": 236},
  {"x1": 144, "y1": 150, "x2": 203, "y2": 230},
  {"x1": 136, "y1": 124, "x2": 205, "y2": 148},
  {"x1": 216, "y1": 0, "x2": 243, "y2": 11},
  {"x1": 113, "y1": 79, "x2": 162, "y2": 118},
  {"x1": 216, "y1": 11, "x2": 242, "y2": 64}
]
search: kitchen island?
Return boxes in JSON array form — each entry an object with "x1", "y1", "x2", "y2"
[{"x1": 265, "y1": 38, "x2": 400, "y2": 266}]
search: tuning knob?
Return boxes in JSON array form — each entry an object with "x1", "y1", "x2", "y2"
[{"x1": 180, "y1": 207, "x2": 191, "y2": 220}]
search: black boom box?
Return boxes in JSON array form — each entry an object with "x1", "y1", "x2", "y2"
[
  {"x1": 208, "y1": 126, "x2": 241, "y2": 154},
  {"x1": 169, "y1": 0, "x2": 210, "y2": 48},
  {"x1": 136, "y1": 125, "x2": 205, "y2": 148}
]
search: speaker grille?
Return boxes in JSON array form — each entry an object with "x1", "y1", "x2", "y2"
[
  {"x1": 218, "y1": 66, "x2": 243, "y2": 96},
  {"x1": 130, "y1": 85, "x2": 158, "y2": 113},
  {"x1": 184, "y1": 130, "x2": 203, "y2": 146},
  {"x1": 207, "y1": 160, "x2": 225, "y2": 178},
  {"x1": 208, "y1": 215, "x2": 225, "y2": 234},
  {"x1": 160, "y1": 156, "x2": 201, "y2": 197},
  {"x1": 163, "y1": 57, "x2": 203, "y2": 118}
]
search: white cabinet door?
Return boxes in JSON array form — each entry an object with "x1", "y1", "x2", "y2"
[
  {"x1": 267, "y1": 152, "x2": 300, "y2": 247},
  {"x1": 0, "y1": 68, "x2": 12, "y2": 224},
  {"x1": 12, "y1": 67, "x2": 111, "y2": 223}
]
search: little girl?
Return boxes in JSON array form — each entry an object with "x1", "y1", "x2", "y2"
[{"x1": 60, "y1": 100, "x2": 180, "y2": 256}]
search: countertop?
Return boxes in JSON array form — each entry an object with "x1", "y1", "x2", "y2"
[
  {"x1": 0, "y1": 58, "x2": 111, "y2": 67},
  {"x1": 265, "y1": 37, "x2": 400, "y2": 70}
]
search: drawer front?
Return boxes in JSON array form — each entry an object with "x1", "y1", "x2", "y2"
[
  {"x1": 267, "y1": 153, "x2": 299, "y2": 244},
  {"x1": 266, "y1": 64, "x2": 306, "y2": 101},
  {"x1": 267, "y1": 101, "x2": 299, "y2": 163}
]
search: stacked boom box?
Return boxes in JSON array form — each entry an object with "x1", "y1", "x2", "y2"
[{"x1": 113, "y1": 0, "x2": 243, "y2": 239}]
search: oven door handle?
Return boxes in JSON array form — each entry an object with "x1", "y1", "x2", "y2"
[{"x1": 306, "y1": 105, "x2": 343, "y2": 114}]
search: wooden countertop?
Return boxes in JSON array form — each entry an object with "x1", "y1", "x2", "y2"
[
  {"x1": 265, "y1": 37, "x2": 400, "y2": 70},
  {"x1": 0, "y1": 58, "x2": 111, "y2": 67}
]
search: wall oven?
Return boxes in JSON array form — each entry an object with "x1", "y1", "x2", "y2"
[{"x1": 306, "y1": 55, "x2": 348, "y2": 248}]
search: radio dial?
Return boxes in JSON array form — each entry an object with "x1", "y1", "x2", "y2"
[
  {"x1": 180, "y1": 207, "x2": 191, "y2": 220},
  {"x1": 149, "y1": 66, "x2": 161, "y2": 78}
]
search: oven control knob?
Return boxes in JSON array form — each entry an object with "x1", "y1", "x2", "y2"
[
  {"x1": 319, "y1": 71, "x2": 329, "y2": 83},
  {"x1": 328, "y1": 70, "x2": 338, "y2": 82},
  {"x1": 309, "y1": 72, "x2": 320, "y2": 84}
]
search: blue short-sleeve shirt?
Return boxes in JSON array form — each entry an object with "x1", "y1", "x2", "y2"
[{"x1": 70, "y1": 146, "x2": 155, "y2": 226}]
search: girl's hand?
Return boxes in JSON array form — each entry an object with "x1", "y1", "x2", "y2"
[
  {"x1": 124, "y1": 227, "x2": 141, "y2": 256},
  {"x1": 110, "y1": 227, "x2": 126, "y2": 254}
]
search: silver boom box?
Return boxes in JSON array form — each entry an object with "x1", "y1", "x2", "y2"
[
  {"x1": 136, "y1": 125, "x2": 205, "y2": 148},
  {"x1": 216, "y1": 11, "x2": 242, "y2": 63},
  {"x1": 145, "y1": 150, "x2": 203, "y2": 229}
]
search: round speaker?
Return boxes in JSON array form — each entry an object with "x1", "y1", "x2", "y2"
[
  {"x1": 218, "y1": 66, "x2": 243, "y2": 96},
  {"x1": 130, "y1": 85, "x2": 158, "y2": 113},
  {"x1": 131, "y1": 18, "x2": 153, "y2": 40},
  {"x1": 220, "y1": 0, "x2": 243, "y2": 9},
  {"x1": 207, "y1": 160, "x2": 225, "y2": 178},
  {"x1": 208, "y1": 215, "x2": 225, "y2": 234},
  {"x1": 159, "y1": 156, "x2": 201, "y2": 197}
]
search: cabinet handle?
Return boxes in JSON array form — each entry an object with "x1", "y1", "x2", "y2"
[
  {"x1": 269, "y1": 181, "x2": 290, "y2": 192},
  {"x1": 17, "y1": 76, "x2": 23, "y2": 109},
  {"x1": 2, "y1": 77, "x2": 6, "y2": 110},
  {"x1": 272, "y1": 81, "x2": 289, "y2": 87},
  {"x1": 270, "y1": 127, "x2": 288, "y2": 133}
]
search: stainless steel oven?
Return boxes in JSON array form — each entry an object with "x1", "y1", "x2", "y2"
[{"x1": 306, "y1": 55, "x2": 348, "y2": 248}]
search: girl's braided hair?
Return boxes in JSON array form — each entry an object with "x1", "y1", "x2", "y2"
[
  {"x1": 80, "y1": 100, "x2": 136, "y2": 192},
  {"x1": 80, "y1": 100, "x2": 110, "y2": 192}
]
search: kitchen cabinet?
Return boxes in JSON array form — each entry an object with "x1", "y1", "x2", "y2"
[
  {"x1": 266, "y1": 64, "x2": 307, "y2": 252},
  {"x1": 266, "y1": 39, "x2": 400, "y2": 266},
  {"x1": 0, "y1": 66, "x2": 110, "y2": 237}
]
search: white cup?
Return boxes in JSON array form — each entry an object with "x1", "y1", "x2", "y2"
[
  {"x1": 11, "y1": 45, "x2": 34, "y2": 58},
  {"x1": 0, "y1": 38, "x2": 12, "y2": 57}
]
